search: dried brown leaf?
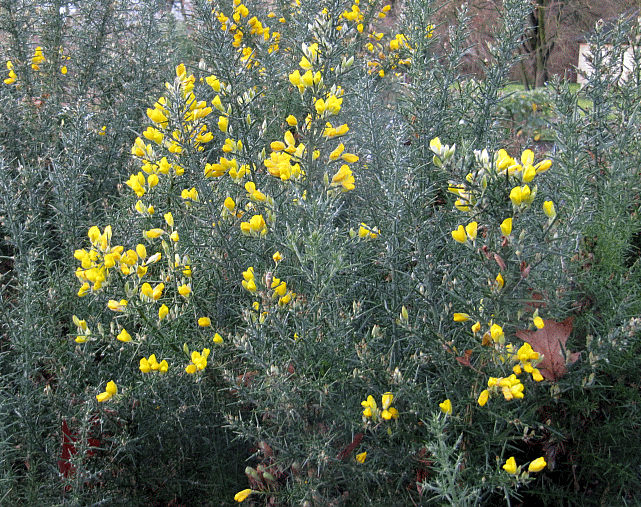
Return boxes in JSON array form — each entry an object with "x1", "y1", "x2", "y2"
[{"x1": 515, "y1": 317, "x2": 580, "y2": 381}]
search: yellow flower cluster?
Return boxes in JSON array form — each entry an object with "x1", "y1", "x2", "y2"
[
  {"x1": 3, "y1": 60, "x2": 16, "y2": 85},
  {"x1": 30, "y1": 46, "x2": 45, "y2": 70},
  {"x1": 185, "y1": 348, "x2": 210, "y2": 374},
  {"x1": 502, "y1": 456, "x2": 547, "y2": 474},
  {"x1": 331, "y1": 164, "x2": 355, "y2": 192},
  {"x1": 139, "y1": 354, "x2": 169, "y2": 373},
  {"x1": 477, "y1": 374, "x2": 524, "y2": 406},
  {"x1": 211, "y1": 0, "x2": 281, "y2": 71},
  {"x1": 72, "y1": 315, "x2": 91, "y2": 343},
  {"x1": 509, "y1": 342, "x2": 544, "y2": 382},
  {"x1": 96, "y1": 380, "x2": 117, "y2": 402},
  {"x1": 451, "y1": 221, "x2": 477, "y2": 244},
  {"x1": 74, "y1": 225, "x2": 121, "y2": 293},
  {"x1": 241, "y1": 267, "x2": 295, "y2": 306},
  {"x1": 357, "y1": 223, "x2": 379, "y2": 240},
  {"x1": 128, "y1": 65, "x2": 214, "y2": 198},
  {"x1": 361, "y1": 392, "x2": 399, "y2": 422},
  {"x1": 365, "y1": 30, "x2": 413, "y2": 77},
  {"x1": 240, "y1": 214, "x2": 268, "y2": 236},
  {"x1": 242, "y1": 267, "x2": 257, "y2": 292}
]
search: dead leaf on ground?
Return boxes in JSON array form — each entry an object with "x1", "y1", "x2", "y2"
[{"x1": 515, "y1": 317, "x2": 580, "y2": 382}]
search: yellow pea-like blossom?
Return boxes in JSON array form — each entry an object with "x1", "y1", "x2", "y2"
[
  {"x1": 198, "y1": 317, "x2": 211, "y2": 327},
  {"x1": 528, "y1": 457, "x2": 547, "y2": 472},
  {"x1": 502, "y1": 456, "x2": 518, "y2": 474},
  {"x1": 490, "y1": 323, "x2": 504, "y2": 344},
  {"x1": 451, "y1": 225, "x2": 467, "y2": 243},
  {"x1": 96, "y1": 380, "x2": 117, "y2": 402},
  {"x1": 234, "y1": 489, "x2": 253, "y2": 502},
  {"x1": 117, "y1": 329, "x2": 132, "y2": 342},
  {"x1": 465, "y1": 221, "x2": 477, "y2": 240},
  {"x1": 356, "y1": 451, "x2": 367, "y2": 463},
  {"x1": 144, "y1": 228, "x2": 164, "y2": 239},
  {"x1": 439, "y1": 399, "x2": 452, "y2": 414},
  {"x1": 501, "y1": 217, "x2": 513, "y2": 236},
  {"x1": 218, "y1": 115, "x2": 229, "y2": 132},
  {"x1": 331, "y1": 165, "x2": 355, "y2": 192}
]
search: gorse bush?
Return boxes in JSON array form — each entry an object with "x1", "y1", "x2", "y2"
[{"x1": 1, "y1": 0, "x2": 641, "y2": 506}]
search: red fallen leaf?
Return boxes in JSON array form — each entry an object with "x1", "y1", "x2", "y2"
[
  {"x1": 455, "y1": 349, "x2": 473, "y2": 367},
  {"x1": 59, "y1": 419, "x2": 101, "y2": 484},
  {"x1": 515, "y1": 317, "x2": 580, "y2": 381},
  {"x1": 493, "y1": 253, "x2": 506, "y2": 271},
  {"x1": 336, "y1": 432, "x2": 363, "y2": 462}
]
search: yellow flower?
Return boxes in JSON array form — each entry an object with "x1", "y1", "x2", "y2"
[
  {"x1": 178, "y1": 284, "x2": 191, "y2": 297},
  {"x1": 451, "y1": 225, "x2": 467, "y2": 243},
  {"x1": 502, "y1": 456, "x2": 518, "y2": 474},
  {"x1": 218, "y1": 116, "x2": 229, "y2": 132},
  {"x1": 224, "y1": 196, "x2": 236, "y2": 212},
  {"x1": 361, "y1": 394, "x2": 377, "y2": 418},
  {"x1": 234, "y1": 489, "x2": 253, "y2": 502},
  {"x1": 501, "y1": 217, "x2": 512, "y2": 236},
  {"x1": 528, "y1": 457, "x2": 547, "y2": 472},
  {"x1": 453, "y1": 313, "x2": 470, "y2": 322},
  {"x1": 213, "y1": 333, "x2": 224, "y2": 344},
  {"x1": 495, "y1": 273, "x2": 504, "y2": 289},
  {"x1": 136, "y1": 243, "x2": 147, "y2": 259},
  {"x1": 198, "y1": 317, "x2": 212, "y2": 327},
  {"x1": 382, "y1": 407, "x2": 399, "y2": 419},
  {"x1": 272, "y1": 251, "x2": 282, "y2": 263},
  {"x1": 159, "y1": 304, "x2": 169, "y2": 321},
  {"x1": 117, "y1": 329, "x2": 132, "y2": 342},
  {"x1": 533, "y1": 316, "x2": 545, "y2": 329},
  {"x1": 356, "y1": 451, "x2": 367, "y2": 463},
  {"x1": 439, "y1": 399, "x2": 452, "y2": 414},
  {"x1": 510, "y1": 185, "x2": 533, "y2": 207},
  {"x1": 140, "y1": 357, "x2": 151, "y2": 373},
  {"x1": 535, "y1": 159, "x2": 552, "y2": 173},
  {"x1": 465, "y1": 221, "x2": 477, "y2": 241},
  {"x1": 77, "y1": 282, "x2": 90, "y2": 297},
  {"x1": 144, "y1": 228, "x2": 164, "y2": 239},
  {"x1": 471, "y1": 321, "x2": 481, "y2": 333},
  {"x1": 490, "y1": 323, "x2": 504, "y2": 344},
  {"x1": 285, "y1": 114, "x2": 297, "y2": 126},
  {"x1": 543, "y1": 200, "x2": 556, "y2": 219},
  {"x1": 152, "y1": 283, "x2": 164, "y2": 300},
  {"x1": 478, "y1": 389, "x2": 489, "y2": 406},
  {"x1": 381, "y1": 392, "x2": 394, "y2": 410},
  {"x1": 96, "y1": 380, "x2": 117, "y2": 402},
  {"x1": 331, "y1": 165, "x2": 355, "y2": 192}
]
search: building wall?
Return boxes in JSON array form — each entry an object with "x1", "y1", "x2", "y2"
[{"x1": 577, "y1": 42, "x2": 636, "y2": 84}]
